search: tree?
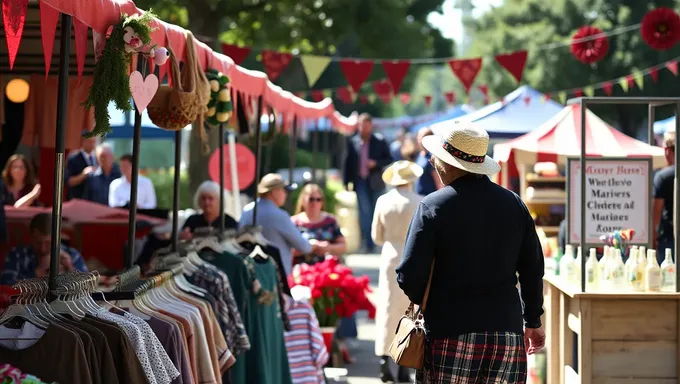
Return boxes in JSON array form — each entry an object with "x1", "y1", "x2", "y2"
[
  {"x1": 463, "y1": 0, "x2": 680, "y2": 136},
  {"x1": 135, "y1": 0, "x2": 452, "y2": 192}
]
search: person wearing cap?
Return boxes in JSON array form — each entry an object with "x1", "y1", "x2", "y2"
[
  {"x1": 371, "y1": 160, "x2": 424, "y2": 383},
  {"x1": 239, "y1": 173, "x2": 317, "y2": 275},
  {"x1": 65, "y1": 132, "x2": 98, "y2": 200},
  {"x1": 653, "y1": 130, "x2": 676, "y2": 262},
  {"x1": 396, "y1": 121, "x2": 545, "y2": 383}
]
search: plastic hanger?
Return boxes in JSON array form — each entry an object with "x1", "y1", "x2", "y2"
[
  {"x1": 249, "y1": 244, "x2": 269, "y2": 260},
  {"x1": 0, "y1": 285, "x2": 49, "y2": 329},
  {"x1": 197, "y1": 237, "x2": 224, "y2": 253}
]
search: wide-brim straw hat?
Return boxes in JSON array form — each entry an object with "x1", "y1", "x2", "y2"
[
  {"x1": 382, "y1": 160, "x2": 424, "y2": 186},
  {"x1": 422, "y1": 121, "x2": 500, "y2": 175},
  {"x1": 257, "y1": 173, "x2": 297, "y2": 194}
]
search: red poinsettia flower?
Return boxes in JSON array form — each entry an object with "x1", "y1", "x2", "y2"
[
  {"x1": 641, "y1": 7, "x2": 680, "y2": 51},
  {"x1": 570, "y1": 26, "x2": 609, "y2": 64}
]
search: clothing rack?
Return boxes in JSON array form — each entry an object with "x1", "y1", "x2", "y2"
[
  {"x1": 171, "y1": 130, "x2": 181, "y2": 250},
  {"x1": 251, "y1": 96, "x2": 264, "y2": 226}
]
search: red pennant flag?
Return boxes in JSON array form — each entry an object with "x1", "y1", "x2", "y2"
[
  {"x1": 478, "y1": 85, "x2": 489, "y2": 97},
  {"x1": 649, "y1": 67, "x2": 659, "y2": 83},
  {"x1": 360, "y1": 95, "x2": 369, "y2": 104},
  {"x1": 448, "y1": 58, "x2": 483, "y2": 93},
  {"x1": 336, "y1": 87, "x2": 353, "y2": 104},
  {"x1": 340, "y1": 60, "x2": 374, "y2": 93},
  {"x1": 381, "y1": 60, "x2": 410, "y2": 93},
  {"x1": 524, "y1": 96, "x2": 531, "y2": 106},
  {"x1": 261, "y1": 50, "x2": 293, "y2": 81},
  {"x1": 399, "y1": 93, "x2": 411, "y2": 105},
  {"x1": 294, "y1": 91, "x2": 305, "y2": 99},
  {"x1": 666, "y1": 60, "x2": 678, "y2": 76},
  {"x1": 495, "y1": 50, "x2": 528, "y2": 83},
  {"x1": 221, "y1": 44, "x2": 251, "y2": 65},
  {"x1": 372, "y1": 80, "x2": 393, "y2": 104},
  {"x1": 602, "y1": 82, "x2": 613, "y2": 95},
  {"x1": 39, "y1": 1, "x2": 59, "y2": 77},
  {"x1": 625, "y1": 75, "x2": 635, "y2": 89},
  {"x1": 574, "y1": 89, "x2": 583, "y2": 97},
  {"x1": 73, "y1": 18, "x2": 89, "y2": 84},
  {"x1": 444, "y1": 91, "x2": 456, "y2": 105},
  {"x1": 424, "y1": 95, "x2": 433, "y2": 107},
  {"x1": 543, "y1": 94, "x2": 551, "y2": 102},
  {"x1": 311, "y1": 90, "x2": 324, "y2": 102},
  {"x1": 2, "y1": 0, "x2": 29, "y2": 70},
  {"x1": 500, "y1": 96, "x2": 506, "y2": 105}
]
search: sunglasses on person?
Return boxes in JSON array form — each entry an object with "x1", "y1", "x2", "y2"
[{"x1": 308, "y1": 197, "x2": 323, "y2": 202}]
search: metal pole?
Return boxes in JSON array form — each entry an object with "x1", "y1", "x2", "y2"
[
  {"x1": 219, "y1": 123, "x2": 225, "y2": 232},
  {"x1": 171, "y1": 130, "x2": 181, "y2": 250},
  {"x1": 580, "y1": 100, "x2": 587, "y2": 293},
  {"x1": 125, "y1": 55, "x2": 144, "y2": 269},
  {"x1": 323, "y1": 120, "x2": 330, "y2": 188},
  {"x1": 674, "y1": 102, "x2": 680, "y2": 292},
  {"x1": 287, "y1": 116, "x2": 298, "y2": 212},
  {"x1": 312, "y1": 124, "x2": 319, "y2": 184},
  {"x1": 648, "y1": 104, "x2": 656, "y2": 145},
  {"x1": 48, "y1": 14, "x2": 72, "y2": 297},
  {"x1": 251, "y1": 97, "x2": 264, "y2": 226}
]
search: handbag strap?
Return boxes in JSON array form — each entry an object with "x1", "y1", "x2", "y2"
[{"x1": 418, "y1": 260, "x2": 436, "y2": 313}]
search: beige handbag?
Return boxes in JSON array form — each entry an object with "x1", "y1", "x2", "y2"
[{"x1": 388, "y1": 260, "x2": 435, "y2": 369}]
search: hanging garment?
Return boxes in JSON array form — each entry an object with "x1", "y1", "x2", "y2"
[
  {"x1": 0, "y1": 363, "x2": 53, "y2": 384},
  {"x1": 284, "y1": 296, "x2": 328, "y2": 384}
]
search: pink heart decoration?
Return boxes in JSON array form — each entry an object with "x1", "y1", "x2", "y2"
[{"x1": 129, "y1": 71, "x2": 159, "y2": 114}]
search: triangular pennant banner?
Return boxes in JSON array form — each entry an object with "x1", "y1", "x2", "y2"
[
  {"x1": 666, "y1": 60, "x2": 678, "y2": 76},
  {"x1": 444, "y1": 91, "x2": 456, "y2": 105},
  {"x1": 424, "y1": 95, "x2": 433, "y2": 107},
  {"x1": 574, "y1": 89, "x2": 583, "y2": 97},
  {"x1": 494, "y1": 50, "x2": 528, "y2": 83},
  {"x1": 618, "y1": 77, "x2": 629, "y2": 92},
  {"x1": 523, "y1": 96, "x2": 531, "y2": 106},
  {"x1": 558, "y1": 92, "x2": 567, "y2": 104},
  {"x1": 340, "y1": 60, "x2": 374, "y2": 93},
  {"x1": 336, "y1": 87, "x2": 353, "y2": 104},
  {"x1": 448, "y1": 58, "x2": 483, "y2": 93},
  {"x1": 311, "y1": 90, "x2": 324, "y2": 102},
  {"x1": 222, "y1": 44, "x2": 251, "y2": 65},
  {"x1": 478, "y1": 84, "x2": 489, "y2": 97},
  {"x1": 2, "y1": 0, "x2": 29, "y2": 70},
  {"x1": 602, "y1": 82, "x2": 613, "y2": 96},
  {"x1": 583, "y1": 86, "x2": 595, "y2": 97},
  {"x1": 542, "y1": 94, "x2": 551, "y2": 103},
  {"x1": 360, "y1": 95, "x2": 369, "y2": 104},
  {"x1": 73, "y1": 18, "x2": 89, "y2": 84},
  {"x1": 322, "y1": 90, "x2": 331, "y2": 98},
  {"x1": 650, "y1": 67, "x2": 659, "y2": 83},
  {"x1": 368, "y1": 94, "x2": 377, "y2": 103},
  {"x1": 381, "y1": 60, "x2": 410, "y2": 93},
  {"x1": 38, "y1": 1, "x2": 59, "y2": 77},
  {"x1": 399, "y1": 93, "x2": 411, "y2": 105},
  {"x1": 633, "y1": 72, "x2": 644, "y2": 89},
  {"x1": 625, "y1": 75, "x2": 634, "y2": 90},
  {"x1": 261, "y1": 50, "x2": 293, "y2": 81},
  {"x1": 372, "y1": 80, "x2": 393, "y2": 99},
  {"x1": 300, "y1": 55, "x2": 331, "y2": 87}
]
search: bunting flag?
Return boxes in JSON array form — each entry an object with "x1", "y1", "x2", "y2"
[
  {"x1": 372, "y1": 80, "x2": 393, "y2": 104},
  {"x1": 666, "y1": 60, "x2": 678, "y2": 76},
  {"x1": 382, "y1": 60, "x2": 411, "y2": 93},
  {"x1": 424, "y1": 95, "x2": 433, "y2": 107},
  {"x1": 38, "y1": 1, "x2": 58, "y2": 77},
  {"x1": 649, "y1": 67, "x2": 659, "y2": 82},
  {"x1": 558, "y1": 92, "x2": 567, "y2": 104},
  {"x1": 633, "y1": 72, "x2": 644, "y2": 89},
  {"x1": 311, "y1": 90, "x2": 324, "y2": 102},
  {"x1": 602, "y1": 82, "x2": 613, "y2": 95},
  {"x1": 2, "y1": 0, "x2": 30, "y2": 70},
  {"x1": 583, "y1": 86, "x2": 594, "y2": 97},
  {"x1": 618, "y1": 77, "x2": 629, "y2": 92},
  {"x1": 399, "y1": 93, "x2": 411, "y2": 105},
  {"x1": 523, "y1": 95, "x2": 531, "y2": 106},
  {"x1": 495, "y1": 50, "x2": 528, "y2": 83},
  {"x1": 72, "y1": 18, "x2": 89, "y2": 84},
  {"x1": 448, "y1": 58, "x2": 483, "y2": 93},
  {"x1": 360, "y1": 95, "x2": 369, "y2": 104},
  {"x1": 339, "y1": 60, "x2": 374, "y2": 93},
  {"x1": 542, "y1": 93, "x2": 551, "y2": 102},
  {"x1": 574, "y1": 89, "x2": 583, "y2": 97},
  {"x1": 261, "y1": 50, "x2": 293, "y2": 81},
  {"x1": 221, "y1": 44, "x2": 251, "y2": 65},
  {"x1": 300, "y1": 55, "x2": 331, "y2": 87},
  {"x1": 444, "y1": 91, "x2": 456, "y2": 105}
]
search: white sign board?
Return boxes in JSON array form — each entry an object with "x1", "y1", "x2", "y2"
[{"x1": 567, "y1": 158, "x2": 652, "y2": 245}]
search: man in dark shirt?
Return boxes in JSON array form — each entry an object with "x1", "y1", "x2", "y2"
[
  {"x1": 653, "y1": 131, "x2": 676, "y2": 263},
  {"x1": 83, "y1": 143, "x2": 121, "y2": 205},
  {"x1": 65, "y1": 133, "x2": 98, "y2": 200},
  {"x1": 414, "y1": 127, "x2": 444, "y2": 195},
  {"x1": 396, "y1": 122, "x2": 545, "y2": 383}
]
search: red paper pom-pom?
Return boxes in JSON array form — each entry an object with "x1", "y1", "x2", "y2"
[
  {"x1": 641, "y1": 7, "x2": 680, "y2": 51},
  {"x1": 570, "y1": 26, "x2": 609, "y2": 64}
]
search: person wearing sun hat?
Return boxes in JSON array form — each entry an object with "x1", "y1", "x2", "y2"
[
  {"x1": 371, "y1": 160, "x2": 424, "y2": 382},
  {"x1": 395, "y1": 121, "x2": 545, "y2": 384}
]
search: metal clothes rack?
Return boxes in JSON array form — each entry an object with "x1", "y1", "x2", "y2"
[{"x1": 566, "y1": 97, "x2": 680, "y2": 293}]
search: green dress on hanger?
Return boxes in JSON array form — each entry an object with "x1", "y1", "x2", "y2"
[{"x1": 201, "y1": 249, "x2": 293, "y2": 384}]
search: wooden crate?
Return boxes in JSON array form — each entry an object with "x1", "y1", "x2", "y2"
[{"x1": 544, "y1": 274, "x2": 680, "y2": 384}]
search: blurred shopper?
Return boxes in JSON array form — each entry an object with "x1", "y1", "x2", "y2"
[
  {"x1": 108, "y1": 154, "x2": 157, "y2": 209},
  {"x1": 653, "y1": 130, "x2": 676, "y2": 263},
  {"x1": 180, "y1": 180, "x2": 238, "y2": 239},
  {"x1": 1, "y1": 154, "x2": 41, "y2": 207},
  {"x1": 83, "y1": 143, "x2": 121, "y2": 205},
  {"x1": 390, "y1": 127, "x2": 409, "y2": 162},
  {"x1": 414, "y1": 127, "x2": 444, "y2": 195},
  {"x1": 66, "y1": 133, "x2": 98, "y2": 200}
]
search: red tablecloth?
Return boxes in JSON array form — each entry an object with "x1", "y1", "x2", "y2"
[{"x1": 4, "y1": 200, "x2": 165, "y2": 271}]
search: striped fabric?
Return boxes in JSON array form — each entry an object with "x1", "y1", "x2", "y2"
[{"x1": 284, "y1": 298, "x2": 329, "y2": 384}]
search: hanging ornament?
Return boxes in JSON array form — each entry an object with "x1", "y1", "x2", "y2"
[
  {"x1": 570, "y1": 26, "x2": 609, "y2": 64},
  {"x1": 204, "y1": 69, "x2": 233, "y2": 126},
  {"x1": 83, "y1": 12, "x2": 158, "y2": 137},
  {"x1": 640, "y1": 7, "x2": 680, "y2": 51}
]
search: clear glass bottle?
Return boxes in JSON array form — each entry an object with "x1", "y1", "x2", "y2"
[
  {"x1": 624, "y1": 246, "x2": 638, "y2": 284},
  {"x1": 571, "y1": 246, "x2": 582, "y2": 285},
  {"x1": 645, "y1": 250, "x2": 662, "y2": 292},
  {"x1": 661, "y1": 249, "x2": 676, "y2": 292},
  {"x1": 612, "y1": 249, "x2": 626, "y2": 290},
  {"x1": 585, "y1": 248, "x2": 600, "y2": 292},
  {"x1": 559, "y1": 245, "x2": 574, "y2": 283},
  {"x1": 627, "y1": 248, "x2": 643, "y2": 291},
  {"x1": 601, "y1": 247, "x2": 615, "y2": 291}
]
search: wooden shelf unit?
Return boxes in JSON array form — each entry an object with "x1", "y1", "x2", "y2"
[
  {"x1": 544, "y1": 274, "x2": 680, "y2": 384},
  {"x1": 520, "y1": 165, "x2": 566, "y2": 232}
]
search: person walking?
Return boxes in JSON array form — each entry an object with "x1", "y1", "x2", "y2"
[
  {"x1": 372, "y1": 160, "x2": 424, "y2": 383},
  {"x1": 414, "y1": 127, "x2": 444, "y2": 195},
  {"x1": 343, "y1": 113, "x2": 393, "y2": 253},
  {"x1": 396, "y1": 121, "x2": 545, "y2": 384},
  {"x1": 653, "y1": 130, "x2": 676, "y2": 263}
]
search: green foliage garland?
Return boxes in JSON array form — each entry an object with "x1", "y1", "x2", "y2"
[
  {"x1": 204, "y1": 69, "x2": 233, "y2": 126},
  {"x1": 83, "y1": 12, "x2": 156, "y2": 138}
]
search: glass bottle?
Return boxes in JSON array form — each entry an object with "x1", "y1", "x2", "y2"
[
  {"x1": 661, "y1": 249, "x2": 676, "y2": 292},
  {"x1": 645, "y1": 250, "x2": 662, "y2": 292}
]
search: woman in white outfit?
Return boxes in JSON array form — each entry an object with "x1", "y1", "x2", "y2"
[{"x1": 371, "y1": 160, "x2": 424, "y2": 383}]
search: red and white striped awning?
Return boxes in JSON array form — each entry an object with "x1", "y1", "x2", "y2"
[{"x1": 493, "y1": 104, "x2": 666, "y2": 186}]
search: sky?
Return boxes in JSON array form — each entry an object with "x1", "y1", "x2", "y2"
[{"x1": 428, "y1": 0, "x2": 504, "y2": 44}]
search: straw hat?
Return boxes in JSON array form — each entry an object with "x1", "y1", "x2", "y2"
[
  {"x1": 257, "y1": 173, "x2": 298, "y2": 194},
  {"x1": 422, "y1": 121, "x2": 500, "y2": 175},
  {"x1": 382, "y1": 160, "x2": 423, "y2": 186}
]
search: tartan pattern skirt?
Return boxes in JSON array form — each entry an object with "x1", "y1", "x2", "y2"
[{"x1": 416, "y1": 332, "x2": 527, "y2": 384}]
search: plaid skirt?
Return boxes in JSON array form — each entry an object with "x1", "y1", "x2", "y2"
[{"x1": 416, "y1": 332, "x2": 527, "y2": 384}]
